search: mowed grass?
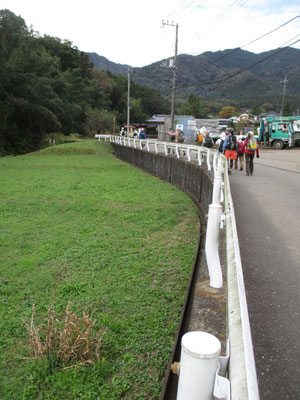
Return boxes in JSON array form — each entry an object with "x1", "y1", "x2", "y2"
[{"x1": 0, "y1": 141, "x2": 199, "y2": 399}]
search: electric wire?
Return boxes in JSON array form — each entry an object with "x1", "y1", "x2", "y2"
[
  {"x1": 165, "y1": 0, "x2": 195, "y2": 20},
  {"x1": 202, "y1": 37, "x2": 300, "y2": 86},
  {"x1": 214, "y1": 15, "x2": 300, "y2": 62},
  {"x1": 171, "y1": 0, "x2": 197, "y2": 19},
  {"x1": 195, "y1": 0, "x2": 249, "y2": 40},
  {"x1": 176, "y1": 0, "x2": 208, "y2": 20}
]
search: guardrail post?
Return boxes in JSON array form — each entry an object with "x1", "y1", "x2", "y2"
[
  {"x1": 164, "y1": 142, "x2": 168, "y2": 155},
  {"x1": 213, "y1": 152, "x2": 218, "y2": 172},
  {"x1": 187, "y1": 146, "x2": 191, "y2": 162},
  {"x1": 206, "y1": 149, "x2": 211, "y2": 170},
  {"x1": 197, "y1": 148, "x2": 202, "y2": 165},
  {"x1": 212, "y1": 158, "x2": 224, "y2": 205},
  {"x1": 205, "y1": 203, "x2": 223, "y2": 288},
  {"x1": 176, "y1": 331, "x2": 221, "y2": 400}
]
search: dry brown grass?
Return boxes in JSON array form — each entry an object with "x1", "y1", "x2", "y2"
[{"x1": 24, "y1": 301, "x2": 106, "y2": 371}]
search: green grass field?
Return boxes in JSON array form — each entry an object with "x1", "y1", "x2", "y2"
[{"x1": 0, "y1": 141, "x2": 199, "y2": 399}]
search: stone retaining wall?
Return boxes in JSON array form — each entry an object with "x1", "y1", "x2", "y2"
[{"x1": 111, "y1": 143, "x2": 213, "y2": 212}]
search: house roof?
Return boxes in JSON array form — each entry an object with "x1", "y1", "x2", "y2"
[{"x1": 144, "y1": 114, "x2": 170, "y2": 124}]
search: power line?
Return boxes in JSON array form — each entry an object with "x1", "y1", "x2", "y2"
[
  {"x1": 195, "y1": 0, "x2": 249, "y2": 40},
  {"x1": 166, "y1": 0, "x2": 194, "y2": 19},
  {"x1": 214, "y1": 15, "x2": 300, "y2": 62},
  {"x1": 171, "y1": 0, "x2": 197, "y2": 19},
  {"x1": 176, "y1": 0, "x2": 208, "y2": 20},
  {"x1": 201, "y1": 37, "x2": 300, "y2": 86}
]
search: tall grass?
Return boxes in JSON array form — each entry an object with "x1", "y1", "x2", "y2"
[{"x1": 0, "y1": 141, "x2": 199, "y2": 399}]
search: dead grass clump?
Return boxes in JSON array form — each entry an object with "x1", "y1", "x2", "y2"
[{"x1": 24, "y1": 301, "x2": 106, "y2": 371}]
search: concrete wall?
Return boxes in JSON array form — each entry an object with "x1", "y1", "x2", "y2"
[{"x1": 111, "y1": 143, "x2": 213, "y2": 212}]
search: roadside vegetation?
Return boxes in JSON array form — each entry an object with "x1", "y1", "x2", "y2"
[
  {"x1": 0, "y1": 9, "x2": 170, "y2": 156},
  {"x1": 0, "y1": 141, "x2": 199, "y2": 399}
]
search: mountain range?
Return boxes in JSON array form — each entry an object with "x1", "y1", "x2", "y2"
[{"x1": 89, "y1": 47, "x2": 300, "y2": 106}]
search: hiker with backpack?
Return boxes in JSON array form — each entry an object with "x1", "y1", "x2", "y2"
[
  {"x1": 195, "y1": 129, "x2": 204, "y2": 145},
  {"x1": 234, "y1": 136, "x2": 245, "y2": 171},
  {"x1": 176, "y1": 129, "x2": 186, "y2": 143},
  {"x1": 242, "y1": 131, "x2": 260, "y2": 176},
  {"x1": 222, "y1": 128, "x2": 237, "y2": 174},
  {"x1": 202, "y1": 129, "x2": 214, "y2": 149},
  {"x1": 216, "y1": 131, "x2": 226, "y2": 153}
]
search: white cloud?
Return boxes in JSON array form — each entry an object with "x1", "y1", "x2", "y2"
[{"x1": 1, "y1": 0, "x2": 299, "y2": 66}]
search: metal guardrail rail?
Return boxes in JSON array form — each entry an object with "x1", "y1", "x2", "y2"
[{"x1": 96, "y1": 134, "x2": 260, "y2": 399}]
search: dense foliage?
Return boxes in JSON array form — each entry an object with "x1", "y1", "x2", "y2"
[
  {"x1": 0, "y1": 10, "x2": 169, "y2": 155},
  {"x1": 90, "y1": 48, "x2": 300, "y2": 116}
]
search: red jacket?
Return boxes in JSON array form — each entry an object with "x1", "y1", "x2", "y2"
[{"x1": 242, "y1": 138, "x2": 259, "y2": 156}]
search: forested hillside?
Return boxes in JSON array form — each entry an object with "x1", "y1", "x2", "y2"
[
  {"x1": 90, "y1": 47, "x2": 300, "y2": 113},
  {"x1": 0, "y1": 10, "x2": 169, "y2": 155}
]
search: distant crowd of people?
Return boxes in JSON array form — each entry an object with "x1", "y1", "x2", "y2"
[
  {"x1": 121, "y1": 124, "x2": 260, "y2": 176},
  {"x1": 168, "y1": 126, "x2": 260, "y2": 176},
  {"x1": 215, "y1": 128, "x2": 260, "y2": 175},
  {"x1": 120, "y1": 127, "x2": 146, "y2": 139}
]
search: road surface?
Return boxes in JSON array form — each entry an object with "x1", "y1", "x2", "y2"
[{"x1": 229, "y1": 149, "x2": 300, "y2": 399}]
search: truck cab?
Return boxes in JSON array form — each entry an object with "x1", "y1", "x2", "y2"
[
  {"x1": 259, "y1": 118, "x2": 295, "y2": 149},
  {"x1": 293, "y1": 120, "x2": 300, "y2": 146}
]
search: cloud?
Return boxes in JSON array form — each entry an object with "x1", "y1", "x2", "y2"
[{"x1": 1, "y1": 0, "x2": 299, "y2": 66}]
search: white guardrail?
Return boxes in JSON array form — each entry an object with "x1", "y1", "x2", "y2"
[{"x1": 95, "y1": 134, "x2": 260, "y2": 400}]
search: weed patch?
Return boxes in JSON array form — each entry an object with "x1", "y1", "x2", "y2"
[{"x1": 24, "y1": 302, "x2": 106, "y2": 372}]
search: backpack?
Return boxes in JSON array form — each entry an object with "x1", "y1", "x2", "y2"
[
  {"x1": 204, "y1": 136, "x2": 213, "y2": 148},
  {"x1": 246, "y1": 137, "x2": 258, "y2": 152},
  {"x1": 227, "y1": 135, "x2": 237, "y2": 151},
  {"x1": 218, "y1": 139, "x2": 224, "y2": 153},
  {"x1": 237, "y1": 142, "x2": 244, "y2": 155},
  {"x1": 177, "y1": 131, "x2": 185, "y2": 143}
]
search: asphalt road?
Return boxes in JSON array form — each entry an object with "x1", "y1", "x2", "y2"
[{"x1": 229, "y1": 149, "x2": 300, "y2": 399}]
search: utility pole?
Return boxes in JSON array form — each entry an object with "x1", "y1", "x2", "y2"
[
  {"x1": 127, "y1": 66, "x2": 131, "y2": 137},
  {"x1": 113, "y1": 115, "x2": 116, "y2": 135},
  {"x1": 162, "y1": 21, "x2": 179, "y2": 131},
  {"x1": 280, "y1": 76, "x2": 288, "y2": 116}
]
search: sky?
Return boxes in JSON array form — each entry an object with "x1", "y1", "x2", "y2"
[{"x1": 1, "y1": 0, "x2": 299, "y2": 67}]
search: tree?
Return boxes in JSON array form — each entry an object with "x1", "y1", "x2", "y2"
[
  {"x1": 250, "y1": 102, "x2": 262, "y2": 116},
  {"x1": 0, "y1": 10, "x2": 172, "y2": 154},
  {"x1": 261, "y1": 103, "x2": 273, "y2": 113},
  {"x1": 130, "y1": 98, "x2": 148, "y2": 123},
  {"x1": 283, "y1": 102, "x2": 292, "y2": 116},
  {"x1": 180, "y1": 94, "x2": 207, "y2": 118},
  {"x1": 219, "y1": 106, "x2": 237, "y2": 119},
  {"x1": 83, "y1": 109, "x2": 115, "y2": 136}
]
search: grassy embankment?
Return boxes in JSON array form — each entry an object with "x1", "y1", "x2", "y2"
[{"x1": 0, "y1": 141, "x2": 199, "y2": 399}]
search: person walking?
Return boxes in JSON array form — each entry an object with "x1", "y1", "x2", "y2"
[
  {"x1": 242, "y1": 131, "x2": 259, "y2": 176},
  {"x1": 195, "y1": 129, "x2": 204, "y2": 145},
  {"x1": 177, "y1": 129, "x2": 186, "y2": 143},
  {"x1": 235, "y1": 136, "x2": 245, "y2": 171},
  {"x1": 138, "y1": 127, "x2": 146, "y2": 139},
  {"x1": 216, "y1": 131, "x2": 226, "y2": 153},
  {"x1": 202, "y1": 130, "x2": 214, "y2": 148},
  {"x1": 222, "y1": 128, "x2": 237, "y2": 174},
  {"x1": 168, "y1": 129, "x2": 177, "y2": 142}
]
